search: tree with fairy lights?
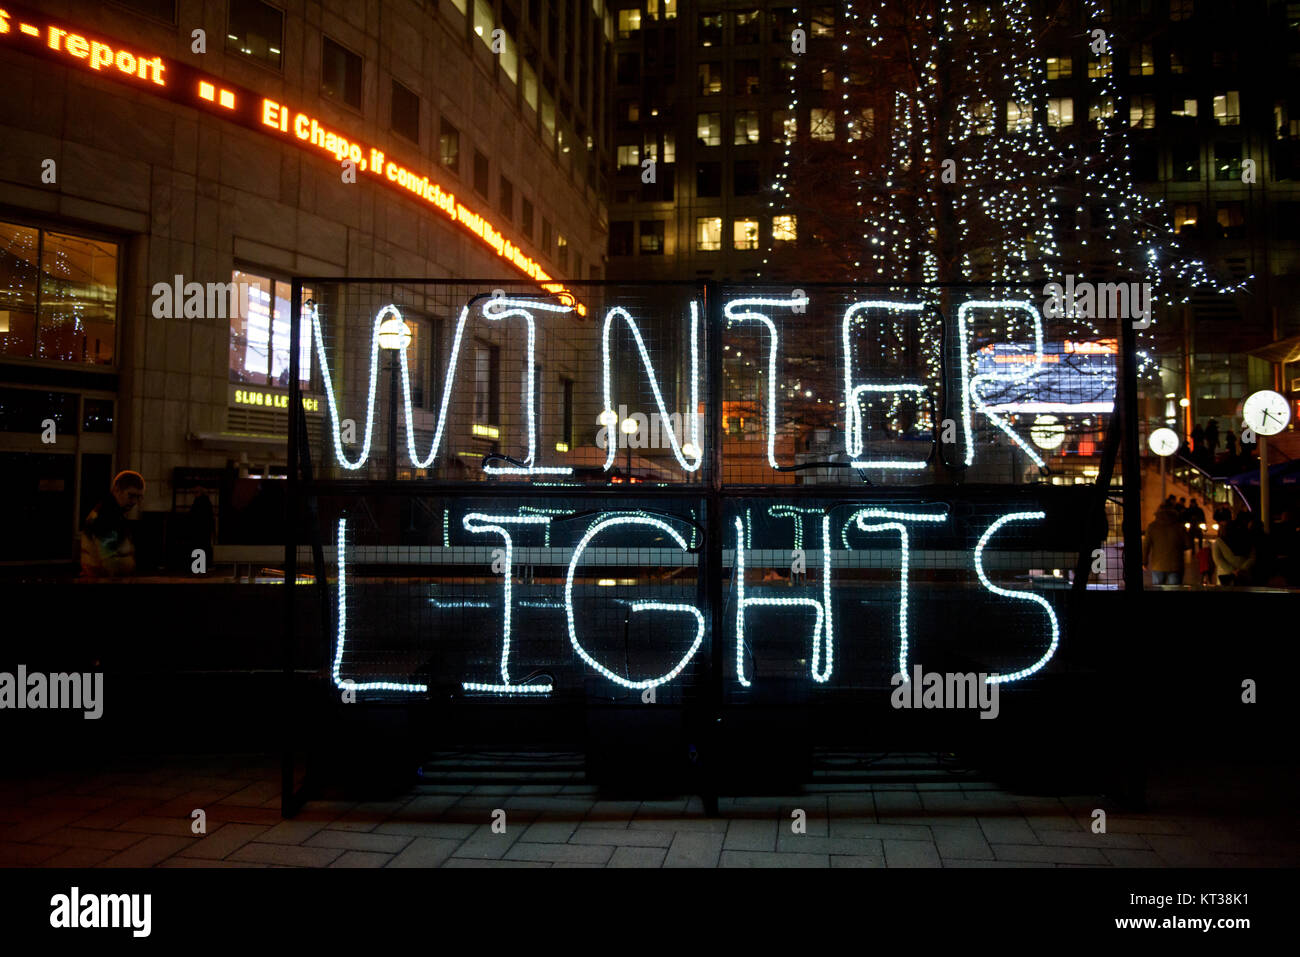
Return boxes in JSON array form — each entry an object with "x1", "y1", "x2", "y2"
[{"x1": 765, "y1": 0, "x2": 1249, "y2": 474}]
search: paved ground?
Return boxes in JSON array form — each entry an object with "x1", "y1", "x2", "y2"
[{"x1": 1, "y1": 755, "x2": 1295, "y2": 868}]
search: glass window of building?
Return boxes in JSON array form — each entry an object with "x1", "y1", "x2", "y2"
[
  {"x1": 1171, "y1": 98, "x2": 1198, "y2": 120},
  {"x1": 1170, "y1": 0, "x2": 1193, "y2": 20},
  {"x1": 1088, "y1": 55, "x2": 1112, "y2": 79},
  {"x1": 610, "y1": 221, "x2": 634, "y2": 256},
  {"x1": 0, "y1": 223, "x2": 117, "y2": 366},
  {"x1": 699, "y1": 13, "x2": 722, "y2": 46},
  {"x1": 1045, "y1": 55, "x2": 1071, "y2": 79},
  {"x1": 642, "y1": 135, "x2": 658, "y2": 163},
  {"x1": 557, "y1": 235, "x2": 568, "y2": 270},
  {"x1": 542, "y1": 219, "x2": 553, "y2": 256},
  {"x1": 499, "y1": 176, "x2": 514, "y2": 219},
  {"x1": 971, "y1": 101, "x2": 994, "y2": 135},
  {"x1": 697, "y1": 113, "x2": 722, "y2": 146},
  {"x1": 734, "y1": 160, "x2": 760, "y2": 196},
  {"x1": 617, "y1": 144, "x2": 641, "y2": 169},
  {"x1": 1172, "y1": 143, "x2": 1200, "y2": 180},
  {"x1": 663, "y1": 131, "x2": 676, "y2": 163},
  {"x1": 473, "y1": 150, "x2": 490, "y2": 198},
  {"x1": 473, "y1": 341, "x2": 500, "y2": 425},
  {"x1": 618, "y1": 8, "x2": 641, "y2": 37},
  {"x1": 1213, "y1": 92, "x2": 1240, "y2": 126},
  {"x1": 522, "y1": 60, "x2": 539, "y2": 110},
  {"x1": 228, "y1": 270, "x2": 313, "y2": 387},
  {"x1": 541, "y1": 91, "x2": 557, "y2": 145},
  {"x1": 391, "y1": 80, "x2": 420, "y2": 143},
  {"x1": 403, "y1": 315, "x2": 440, "y2": 410},
  {"x1": 616, "y1": 53, "x2": 640, "y2": 85},
  {"x1": 810, "y1": 6, "x2": 834, "y2": 37},
  {"x1": 521, "y1": 197, "x2": 535, "y2": 238},
  {"x1": 1174, "y1": 203, "x2": 1200, "y2": 235},
  {"x1": 697, "y1": 162, "x2": 722, "y2": 197},
  {"x1": 810, "y1": 108, "x2": 835, "y2": 141},
  {"x1": 1216, "y1": 202, "x2": 1245, "y2": 239},
  {"x1": 227, "y1": 0, "x2": 283, "y2": 70},
  {"x1": 117, "y1": 0, "x2": 178, "y2": 21},
  {"x1": 321, "y1": 36, "x2": 363, "y2": 110},
  {"x1": 499, "y1": 31, "x2": 518, "y2": 82},
  {"x1": 696, "y1": 217, "x2": 723, "y2": 251},
  {"x1": 1130, "y1": 42, "x2": 1154, "y2": 77},
  {"x1": 473, "y1": 0, "x2": 494, "y2": 47},
  {"x1": 846, "y1": 107, "x2": 875, "y2": 141},
  {"x1": 1129, "y1": 95, "x2": 1155, "y2": 129},
  {"x1": 773, "y1": 214, "x2": 797, "y2": 245},
  {"x1": 440, "y1": 119, "x2": 461, "y2": 171},
  {"x1": 1006, "y1": 101, "x2": 1032, "y2": 132},
  {"x1": 1047, "y1": 97, "x2": 1074, "y2": 129},
  {"x1": 698, "y1": 62, "x2": 722, "y2": 96},
  {"x1": 734, "y1": 10, "x2": 762, "y2": 44},
  {"x1": 734, "y1": 110, "x2": 760, "y2": 145},
  {"x1": 773, "y1": 109, "x2": 797, "y2": 143},
  {"x1": 663, "y1": 0, "x2": 676, "y2": 18},
  {"x1": 1170, "y1": 50, "x2": 1185, "y2": 74},
  {"x1": 735, "y1": 59, "x2": 761, "y2": 95},
  {"x1": 639, "y1": 221, "x2": 665, "y2": 254},
  {"x1": 1089, "y1": 96, "x2": 1114, "y2": 129},
  {"x1": 560, "y1": 376, "x2": 574, "y2": 448},
  {"x1": 733, "y1": 219, "x2": 759, "y2": 250},
  {"x1": 1214, "y1": 142, "x2": 1243, "y2": 180}
]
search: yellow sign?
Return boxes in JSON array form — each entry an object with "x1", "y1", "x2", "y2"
[{"x1": 234, "y1": 389, "x2": 320, "y2": 413}]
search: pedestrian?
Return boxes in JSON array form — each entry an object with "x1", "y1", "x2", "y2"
[
  {"x1": 1143, "y1": 503, "x2": 1190, "y2": 586},
  {"x1": 1225, "y1": 430, "x2": 1237, "y2": 460},
  {"x1": 1212, "y1": 518, "x2": 1256, "y2": 586},
  {"x1": 1205, "y1": 419, "x2": 1220, "y2": 460},
  {"x1": 1197, "y1": 543, "x2": 1214, "y2": 585},
  {"x1": 81, "y1": 470, "x2": 146, "y2": 578},
  {"x1": 1186, "y1": 497, "x2": 1206, "y2": 549},
  {"x1": 1191, "y1": 422, "x2": 1206, "y2": 462}
]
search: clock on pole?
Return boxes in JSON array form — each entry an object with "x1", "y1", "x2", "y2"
[{"x1": 1241, "y1": 390, "x2": 1291, "y2": 532}]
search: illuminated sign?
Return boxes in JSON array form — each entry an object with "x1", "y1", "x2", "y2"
[
  {"x1": 331, "y1": 506, "x2": 1064, "y2": 697},
  {"x1": 312, "y1": 295, "x2": 1103, "y2": 478},
  {"x1": 233, "y1": 388, "x2": 319, "y2": 413},
  {"x1": 0, "y1": 4, "x2": 582, "y2": 308}
]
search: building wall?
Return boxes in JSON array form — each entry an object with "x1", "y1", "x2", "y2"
[{"x1": 0, "y1": 0, "x2": 611, "y2": 562}]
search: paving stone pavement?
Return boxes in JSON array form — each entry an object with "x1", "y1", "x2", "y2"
[{"x1": 0, "y1": 755, "x2": 1296, "y2": 868}]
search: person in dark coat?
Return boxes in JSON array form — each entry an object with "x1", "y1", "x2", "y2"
[{"x1": 81, "y1": 470, "x2": 146, "y2": 578}]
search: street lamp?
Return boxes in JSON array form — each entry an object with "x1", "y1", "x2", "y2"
[
  {"x1": 620, "y1": 417, "x2": 639, "y2": 481},
  {"x1": 378, "y1": 315, "x2": 410, "y2": 481}
]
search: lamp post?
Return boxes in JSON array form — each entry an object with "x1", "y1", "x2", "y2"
[
  {"x1": 377, "y1": 315, "x2": 411, "y2": 482},
  {"x1": 620, "y1": 417, "x2": 639, "y2": 481}
]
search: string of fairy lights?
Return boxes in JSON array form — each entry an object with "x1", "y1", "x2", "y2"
[{"x1": 766, "y1": 0, "x2": 1253, "y2": 386}]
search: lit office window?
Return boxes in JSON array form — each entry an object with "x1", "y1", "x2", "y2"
[
  {"x1": 663, "y1": 132, "x2": 676, "y2": 163},
  {"x1": 698, "y1": 62, "x2": 722, "y2": 95},
  {"x1": 733, "y1": 219, "x2": 759, "y2": 250},
  {"x1": 473, "y1": 0, "x2": 494, "y2": 48},
  {"x1": 0, "y1": 222, "x2": 118, "y2": 366},
  {"x1": 1089, "y1": 96, "x2": 1115, "y2": 129},
  {"x1": 1129, "y1": 95, "x2": 1155, "y2": 129},
  {"x1": 440, "y1": 119, "x2": 460, "y2": 171},
  {"x1": 697, "y1": 112, "x2": 722, "y2": 146},
  {"x1": 699, "y1": 12, "x2": 722, "y2": 45},
  {"x1": 696, "y1": 217, "x2": 722, "y2": 251},
  {"x1": 1088, "y1": 55, "x2": 1112, "y2": 79},
  {"x1": 734, "y1": 110, "x2": 760, "y2": 144},
  {"x1": 474, "y1": 341, "x2": 500, "y2": 425},
  {"x1": 228, "y1": 270, "x2": 313, "y2": 387},
  {"x1": 617, "y1": 144, "x2": 641, "y2": 169},
  {"x1": 1045, "y1": 56, "x2": 1071, "y2": 79},
  {"x1": 1213, "y1": 92, "x2": 1240, "y2": 126},
  {"x1": 845, "y1": 107, "x2": 875, "y2": 141},
  {"x1": 971, "y1": 101, "x2": 994, "y2": 135},
  {"x1": 522, "y1": 61, "x2": 539, "y2": 110},
  {"x1": 1006, "y1": 101, "x2": 1033, "y2": 132},
  {"x1": 1129, "y1": 42, "x2": 1154, "y2": 76},
  {"x1": 1047, "y1": 97, "x2": 1074, "y2": 129},
  {"x1": 639, "y1": 221, "x2": 665, "y2": 254},
  {"x1": 1171, "y1": 98, "x2": 1198, "y2": 119},
  {"x1": 618, "y1": 8, "x2": 642, "y2": 37},
  {"x1": 810, "y1": 108, "x2": 835, "y2": 141},
  {"x1": 1173, "y1": 203, "x2": 1200, "y2": 235},
  {"x1": 772, "y1": 214, "x2": 797, "y2": 245},
  {"x1": 227, "y1": 0, "x2": 283, "y2": 69}
]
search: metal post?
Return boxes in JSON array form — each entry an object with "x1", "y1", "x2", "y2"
[
  {"x1": 1160, "y1": 454, "x2": 1166, "y2": 502},
  {"x1": 283, "y1": 280, "x2": 302, "y2": 816},
  {"x1": 388, "y1": 350, "x2": 399, "y2": 483},
  {"x1": 704, "y1": 280, "x2": 723, "y2": 816},
  {"x1": 1120, "y1": 310, "x2": 1144, "y2": 592},
  {"x1": 1260, "y1": 434, "x2": 1270, "y2": 532}
]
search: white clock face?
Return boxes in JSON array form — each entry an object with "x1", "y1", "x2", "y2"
[
  {"x1": 1242, "y1": 390, "x2": 1291, "y2": 437},
  {"x1": 1148, "y1": 427, "x2": 1179, "y2": 457}
]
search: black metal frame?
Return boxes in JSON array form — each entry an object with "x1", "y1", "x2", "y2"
[{"x1": 282, "y1": 278, "x2": 1144, "y2": 816}]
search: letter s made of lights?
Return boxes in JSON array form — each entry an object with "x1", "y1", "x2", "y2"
[
  {"x1": 972, "y1": 511, "x2": 1061, "y2": 684},
  {"x1": 564, "y1": 515, "x2": 704, "y2": 690},
  {"x1": 600, "y1": 303, "x2": 702, "y2": 473},
  {"x1": 724, "y1": 295, "x2": 810, "y2": 470},
  {"x1": 957, "y1": 300, "x2": 1046, "y2": 469}
]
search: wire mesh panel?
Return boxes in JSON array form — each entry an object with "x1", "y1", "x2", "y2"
[
  {"x1": 299, "y1": 281, "x2": 708, "y2": 486},
  {"x1": 717, "y1": 284, "x2": 1117, "y2": 489}
]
